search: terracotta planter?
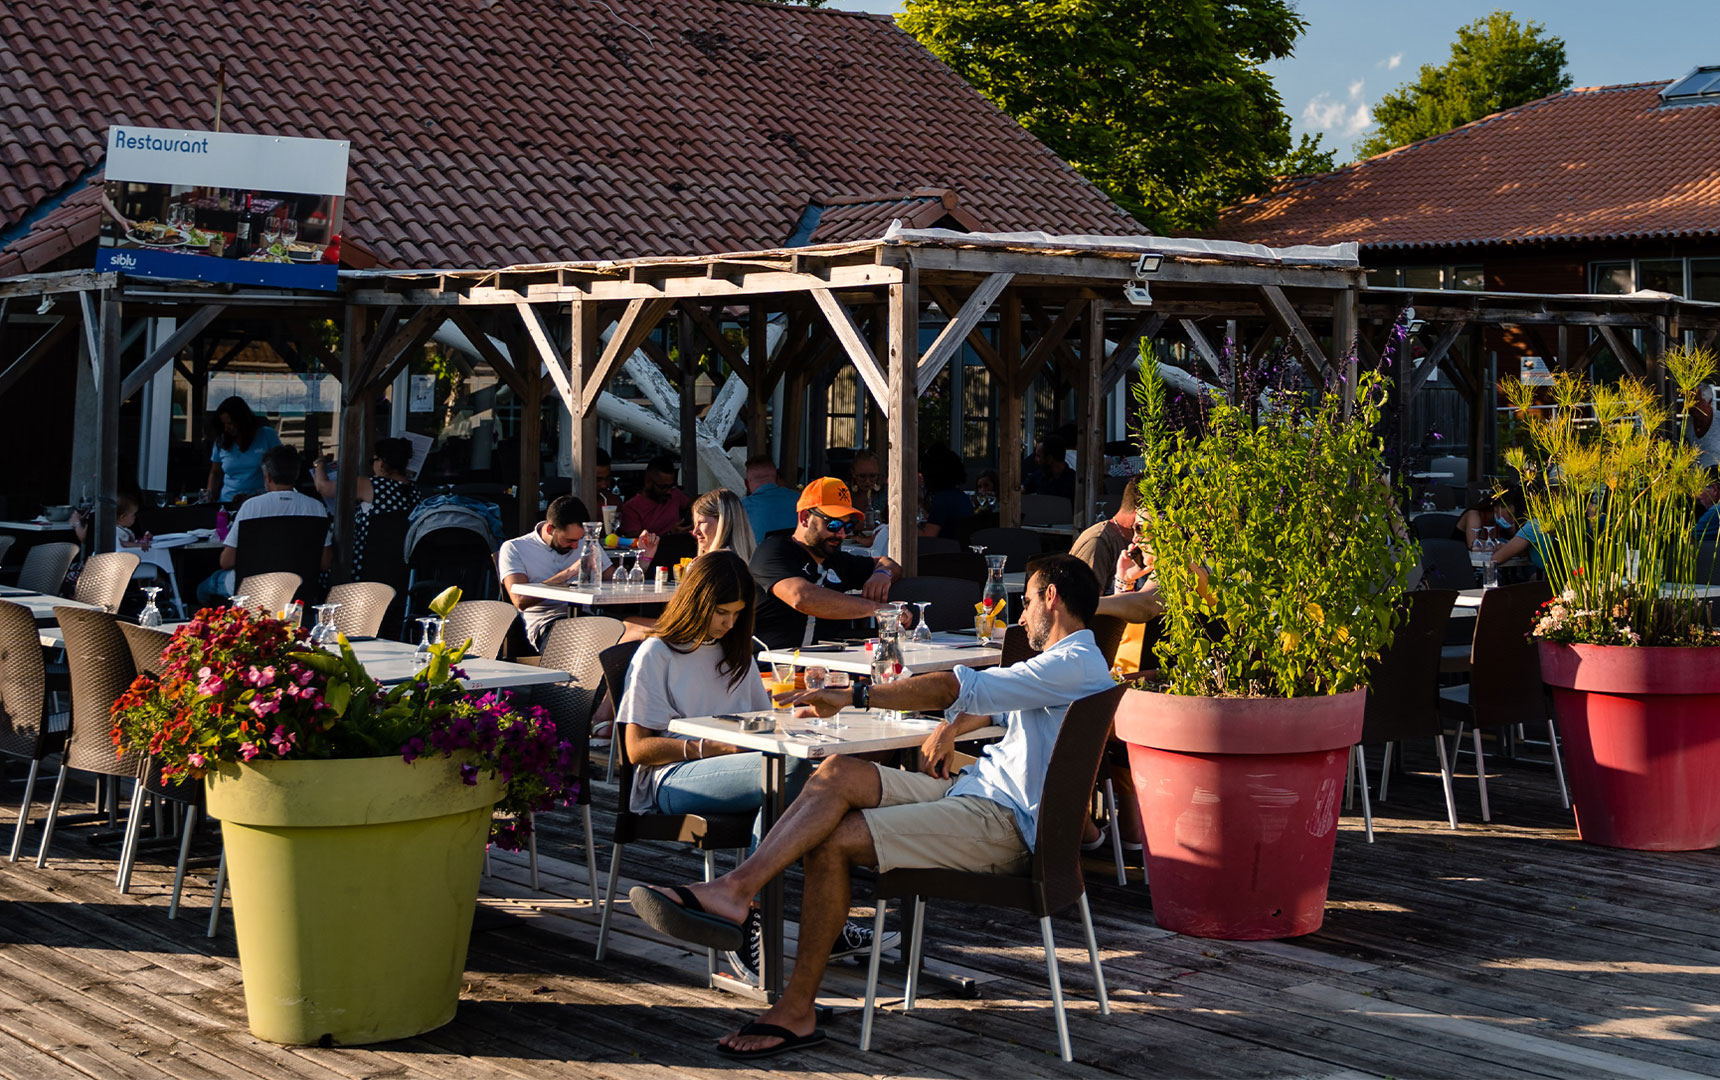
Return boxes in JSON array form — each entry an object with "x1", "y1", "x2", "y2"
[
  {"x1": 1537, "y1": 642, "x2": 1720, "y2": 851},
  {"x1": 1115, "y1": 687, "x2": 1365, "y2": 940}
]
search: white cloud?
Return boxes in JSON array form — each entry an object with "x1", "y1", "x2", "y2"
[
  {"x1": 1383, "y1": 52, "x2": 1403, "y2": 70},
  {"x1": 1303, "y1": 79, "x2": 1374, "y2": 137}
]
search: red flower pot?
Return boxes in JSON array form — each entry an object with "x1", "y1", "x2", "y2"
[
  {"x1": 1537, "y1": 642, "x2": 1720, "y2": 851},
  {"x1": 1115, "y1": 687, "x2": 1365, "y2": 940}
]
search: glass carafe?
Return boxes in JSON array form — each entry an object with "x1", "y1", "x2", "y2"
[
  {"x1": 577, "y1": 521, "x2": 605, "y2": 586},
  {"x1": 872, "y1": 606, "x2": 907, "y2": 684},
  {"x1": 980, "y1": 554, "x2": 1009, "y2": 639}
]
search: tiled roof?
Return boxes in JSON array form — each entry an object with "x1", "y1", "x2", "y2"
[
  {"x1": 1207, "y1": 82, "x2": 1720, "y2": 251},
  {"x1": 0, "y1": 0, "x2": 1139, "y2": 274},
  {"x1": 803, "y1": 188, "x2": 986, "y2": 244}
]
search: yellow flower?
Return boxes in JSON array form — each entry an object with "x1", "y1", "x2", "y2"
[{"x1": 1279, "y1": 630, "x2": 1301, "y2": 652}]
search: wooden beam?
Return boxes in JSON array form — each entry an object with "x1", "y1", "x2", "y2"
[
  {"x1": 569, "y1": 302, "x2": 601, "y2": 506},
  {"x1": 334, "y1": 306, "x2": 369, "y2": 561},
  {"x1": 1101, "y1": 313, "x2": 1165, "y2": 398},
  {"x1": 447, "y1": 309, "x2": 528, "y2": 399},
  {"x1": 372, "y1": 315, "x2": 447, "y2": 393},
  {"x1": 925, "y1": 282, "x2": 1009, "y2": 384},
  {"x1": 78, "y1": 289, "x2": 100, "y2": 381},
  {"x1": 678, "y1": 307, "x2": 700, "y2": 490},
  {"x1": 998, "y1": 290, "x2": 1023, "y2": 528},
  {"x1": 747, "y1": 302, "x2": 771, "y2": 459},
  {"x1": 886, "y1": 266, "x2": 919, "y2": 576},
  {"x1": 1257, "y1": 284, "x2": 1334, "y2": 385},
  {"x1": 356, "y1": 306, "x2": 442, "y2": 393},
  {"x1": 92, "y1": 291, "x2": 121, "y2": 556},
  {"x1": 1596, "y1": 324, "x2": 1646, "y2": 379},
  {"x1": 586, "y1": 297, "x2": 677, "y2": 418},
  {"x1": 119, "y1": 303, "x2": 226, "y2": 400},
  {"x1": 1178, "y1": 319, "x2": 1225, "y2": 382},
  {"x1": 1018, "y1": 297, "x2": 1087, "y2": 386},
  {"x1": 517, "y1": 301, "x2": 574, "y2": 411},
  {"x1": 0, "y1": 317, "x2": 72, "y2": 398},
  {"x1": 1075, "y1": 301, "x2": 1105, "y2": 528},
  {"x1": 1333, "y1": 287, "x2": 1359, "y2": 417},
  {"x1": 680, "y1": 302, "x2": 751, "y2": 390},
  {"x1": 515, "y1": 323, "x2": 543, "y2": 534},
  {"x1": 636, "y1": 335, "x2": 684, "y2": 390},
  {"x1": 811, "y1": 288, "x2": 891, "y2": 419},
  {"x1": 1408, "y1": 319, "x2": 1470, "y2": 398},
  {"x1": 915, "y1": 271, "x2": 1012, "y2": 397}
]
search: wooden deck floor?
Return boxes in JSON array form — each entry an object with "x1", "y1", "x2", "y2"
[{"x1": 3, "y1": 741, "x2": 1719, "y2": 1080}]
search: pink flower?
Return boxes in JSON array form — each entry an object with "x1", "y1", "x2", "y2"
[
  {"x1": 268, "y1": 726, "x2": 296, "y2": 755},
  {"x1": 196, "y1": 673, "x2": 225, "y2": 696},
  {"x1": 244, "y1": 665, "x2": 277, "y2": 688},
  {"x1": 297, "y1": 669, "x2": 314, "y2": 686},
  {"x1": 238, "y1": 742, "x2": 261, "y2": 761},
  {"x1": 187, "y1": 753, "x2": 207, "y2": 769},
  {"x1": 251, "y1": 694, "x2": 281, "y2": 718}
]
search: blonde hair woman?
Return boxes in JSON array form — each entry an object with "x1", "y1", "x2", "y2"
[{"x1": 690, "y1": 487, "x2": 756, "y2": 562}]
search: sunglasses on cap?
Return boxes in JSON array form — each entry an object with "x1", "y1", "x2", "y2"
[{"x1": 810, "y1": 510, "x2": 853, "y2": 535}]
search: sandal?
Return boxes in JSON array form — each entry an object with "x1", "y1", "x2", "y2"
[
  {"x1": 629, "y1": 884, "x2": 748, "y2": 951},
  {"x1": 715, "y1": 1021, "x2": 828, "y2": 1059}
]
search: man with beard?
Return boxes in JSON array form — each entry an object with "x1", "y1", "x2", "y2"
[
  {"x1": 628, "y1": 554, "x2": 1114, "y2": 1058},
  {"x1": 748, "y1": 477, "x2": 903, "y2": 650}
]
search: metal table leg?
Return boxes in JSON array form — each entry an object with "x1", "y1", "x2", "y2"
[{"x1": 709, "y1": 750, "x2": 786, "y2": 1005}]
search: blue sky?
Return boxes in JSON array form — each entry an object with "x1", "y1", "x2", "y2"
[{"x1": 825, "y1": 1, "x2": 1720, "y2": 159}]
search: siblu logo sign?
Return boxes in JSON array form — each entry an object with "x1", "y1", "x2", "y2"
[
  {"x1": 107, "y1": 252, "x2": 138, "y2": 269},
  {"x1": 112, "y1": 129, "x2": 210, "y2": 154}
]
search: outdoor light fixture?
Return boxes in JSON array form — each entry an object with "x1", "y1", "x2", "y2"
[{"x1": 1124, "y1": 252, "x2": 1163, "y2": 307}]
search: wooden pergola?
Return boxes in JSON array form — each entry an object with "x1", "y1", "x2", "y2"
[{"x1": 0, "y1": 234, "x2": 1371, "y2": 574}]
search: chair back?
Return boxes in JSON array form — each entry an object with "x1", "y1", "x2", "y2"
[
  {"x1": 918, "y1": 551, "x2": 986, "y2": 584},
  {"x1": 1020, "y1": 493, "x2": 1074, "y2": 524},
  {"x1": 236, "y1": 572, "x2": 302, "y2": 618},
  {"x1": 0, "y1": 599, "x2": 52, "y2": 759},
  {"x1": 917, "y1": 536, "x2": 961, "y2": 557},
  {"x1": 651, "y1": 531, "x2": 699, "y2": 567},
  {"x1": 325, "y1": 581, "x2": 396, "y2": 638},
  {"x1": 73, "y1": 550, "x2": 140, "y2": 612},
  {"x1": 1418, "y1": 538, "x2": 1477, "y2": 591},
  {"x1": 1030, "y1": 685, "x2": 1128, "y2": 915},
  {"x1": 54, "y1": 607, "x2": 141, "y2": 780},
  {"x1": 1468, "y1": 580, "x2": 1552, "y2": 729},
  {"x1": 968, "y1": 527, "x2": 1043, "y2": 573},
  {"x1": 117, "y1": 622, "x2": 173, "y2": 677},
  {"x1": 1429, "y1": 455, "x2": 1469, "y2": 486},
  {"x1": 888, "y1": 576, "x2": 983, "y2": 631},
  {"x1": 0, "y1": 535, "x2": 13, "y2": 566},
  {"x1": 443, "y1": 599, "x2": 519, "y2": 660},
  {"x1": 599, "y1": 639, "x2": 646, "y2": 810},
  {"x1": 17, "y1": 541, "x2": 78, "y2": 595},
  {"x1": 1360, "y1": 589, "x2": 1457, "y2": 745},
  {"x1": 1412, "y1": 513, "x2": 1460, "y2": 540},
  {"x1": 1001, "y1": 623, "x2": 1033, "y2": 666},
  {"x1": 233, "y1": 516, "x2": 328, "y2": 604},
  {"x1": 999, "y1": 617, "x2": 1124, "y2": 668},
  {"x1": 535, "y1": 616, "x2": 626, "y2": 803}
]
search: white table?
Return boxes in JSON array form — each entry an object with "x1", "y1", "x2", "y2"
[
  {"x1": 1449, "y1": 582, "x2": 1720, "y2": 621},
  {"x1": 760, "y1": 631, "x2": 1003, "y2": 675},
  {"x1": 4, "y1": 591, "x2": 106, "y2": 631},
  {"x1": 509, "y1": 580, "x2": 677, "y2": 607},
  {"x1": 1022, "y1": 523, "x2": 1077, "y2": 537},
  {"x1": 339, "y1": 638, "x2": 569, "y2": 691},
  {"x1": 0, "y1": 519, "x2": 76, "y2": 532},
  {"x1": 1410, "y1": 471, "x2": 1455, "y2": 480}
]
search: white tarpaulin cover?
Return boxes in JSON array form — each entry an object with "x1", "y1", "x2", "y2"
[{"x1": 881, "y1": 224, "x2": 1359, "y2": 268}]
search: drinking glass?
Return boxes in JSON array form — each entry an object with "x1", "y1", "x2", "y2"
[
  {"x1": 413, "y1": 616, "x2": 442, "y2": 667},
  {"x1": 803, "y1": 664, "x2": 829, "y2": 728},
  {"x1": 138, "y1": 587, "x2": 162, "y2": 628},
  {"x1": 1480, "y1": 559, "x2": 1500, "y2": 590},
  {"x1": 824, "y1": 670, "x2": 850, "y2": 731},
  {"x1": 310, "y1": 603, "x2": 341, "y2": 647},
  {"x1": 770, "y1": 661, "x2": 798, "y2": 712},
  {"x1": 968, "y1": 545, "x2": 987, "y2": 557},
  {"x1": 975, "y1": 612, "x2": 996, "y2": 645},
  {"x1": 227, "y1": 593, "x2": 251, "y2": 613},
  {"x1": 152, "y1": 491, "x2": 168, "y2": 509},
  {"x1": 280, "y1": 217, "x2": 298, "y2": 246},
  {"x1": 911, "y1": 602, "x2": 933, "y2": 644}
]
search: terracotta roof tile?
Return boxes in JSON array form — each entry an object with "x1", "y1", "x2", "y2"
[
  {"x1": 1209, "y1": 82, "x2": 1720, "y2": 251},
  {"x1": 1, "y1": 0, "x2": 1137, "y2": 272}
]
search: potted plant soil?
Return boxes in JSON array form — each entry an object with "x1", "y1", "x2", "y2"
[
  {"x1": 112, "y1": 588, "x2": 579, "y2": 1045},
  {"x1": 1503, "y1": 347, "x2": 1720, "y2": 851},
  {"x1": 1115, "y1": 363, "x2": 1414, "y2": 940}
]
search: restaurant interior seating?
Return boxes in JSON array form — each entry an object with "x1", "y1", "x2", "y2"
[
  {"x1": 0, "y1": 598, "x2": 63, "y2": 863},
  {"x1": 529, "y1": 616, "x2": 625, "y2": 891},
  {"x1": 325, "y1": 581, "x2": 396, "y2": 639},
  {"x1": 15, "y1": 542, "x2": 78, "y2": 595},
  {"x1": 1353, "y1": 589, "x2": 1460, "y2": 837},
  {"x1": 233, "y1": 518, "x2": 328, "y2": 605}
]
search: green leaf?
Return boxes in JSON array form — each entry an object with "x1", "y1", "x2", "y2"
[{"x1": 429, "y1": 586, "x2": 463, "y2": 619}]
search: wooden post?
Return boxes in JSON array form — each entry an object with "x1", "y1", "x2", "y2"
[
  {"x1": 1334, "y1": 286, "x2": 1359, "y2": 418},
  {"x1": 781, "y1": 365, "x2": 806, "y2": 487},
  {"x1": 998, "y1": 290, "x2": 1023, "y2": 528},
  {"x1": 92, "y1": 290, "x2": 122, "y2": 556},
  {"x1": 1074, "y1": 301, "x2": 1104, "y2": 528},
  {"x1": 748, "y1": 303, "x2": 770, "y2": 461},
  {"x1": 868, "y1": 305, "x2": 889, "y2": 454},
  {"x1": 334, "y1": 304, "x2": 368, "y2": 562},
  {"x1": 886, "y1": 268, "x2": 920, "y2": 576},
  {"x1": 678, "y1": 307, "x2": 700, "y2": 491},
  {"x1": 570, "y1": 301, "x2": 601, "y2": 509},
  {"x1": 516, "y1": 319, "x2": 543, "y2": 534}
]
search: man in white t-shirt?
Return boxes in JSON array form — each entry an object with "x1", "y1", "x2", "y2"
[
  {"x1": 498, "y1": 494, "x2": 612, "y2": 648},
  {"x1": 196, "y1": 445, "x2": 333, "y2": 605}
]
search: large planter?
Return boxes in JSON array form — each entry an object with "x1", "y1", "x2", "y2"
[
  {"x1": 1115, "y1": 687, "x2": 1365, "y2": 940},
  {"x1": 205, "y1": 755, "x2": 503, "y2": 1045},
  {"x1": 1537, "y1": 642, "x2": 1720, "y2": 851}
]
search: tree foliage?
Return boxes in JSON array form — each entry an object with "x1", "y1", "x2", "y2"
[
  {"x1": 1357, "y1": 10, "x2": 1571, "y2": 159},
  {"x1": 897, "y1": 0, "x2": 1319, "y2": 232}
]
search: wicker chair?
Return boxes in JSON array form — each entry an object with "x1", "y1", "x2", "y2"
[
  {"x1": 235, "y1": 572, "x2": 301, "y2": 618},
  {"x1": 325, "y1": 581, "x2": 396, "y2": 639},
  {"x1": 16, "y1": 541, "x2": 78, "y2": 595},
  {"x1": 0, "y1": 599, "x2": 63, "y2": 862},
  {"x1": 114, "y1": 623, "x2": 207, "y2": 915},
  {"x1": 73, "y1": 550, "x2": 141, "y2": 612},
  {"x1": 0, "y1": 534, "x2": 14, "y2": 567},
  {"x1": 529, "y1": 616, "x2": 625, "y2": 892},
  {"x1": 442, "y1": 599, "x2": 520, "y2": 660},
  {"x1": 36, "y1": 607, "x2": 142, "y2": 869}
]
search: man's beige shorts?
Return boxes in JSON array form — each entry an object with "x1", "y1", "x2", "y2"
[{"x1": 860, "y1": 764, "x2": 1029, "y2": 875}]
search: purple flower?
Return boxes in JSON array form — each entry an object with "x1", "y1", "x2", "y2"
[
  {"x1": 459, "y1": 762, "x2": 479, "y2": 786},
  {"x1": 268, "y1": 726, "x2": 295, "y2": 755}
]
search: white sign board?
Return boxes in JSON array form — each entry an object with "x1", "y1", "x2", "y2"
[{"x1": 409, "y1": 375, "x2": 437, "y2": 413}]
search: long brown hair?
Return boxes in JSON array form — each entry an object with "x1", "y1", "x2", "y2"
[{"x1": 649, "y1": 551, "x2": 756, "y2": 689}]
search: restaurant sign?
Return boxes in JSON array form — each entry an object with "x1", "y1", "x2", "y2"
[{"x1": 97, "y1": 126, "x2": 349, "y2": 291}]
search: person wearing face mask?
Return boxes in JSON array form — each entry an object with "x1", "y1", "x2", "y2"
[
  {"x1": 498, "y1": 494, "x2": 613, "y2": 648},
  {"x1": 748, "y1": 478, "x2": 904, "y2": 650}
]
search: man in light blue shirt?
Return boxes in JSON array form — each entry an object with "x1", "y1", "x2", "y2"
[
  {"x1": 740, "y1": 454, "x2": 800, "y2": 541},
  {"x1": 629, "y1": 553, "x2": 1116, "y2": 1058}
]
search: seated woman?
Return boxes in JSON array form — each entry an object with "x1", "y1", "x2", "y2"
[
  {"x1": 1454, "y1": 489, "x2": 1519, "y2": 550},
  {"x1": 631, "y1": 487, "x2": 752, "y2": 572},
  {"x1": 313, "y1": 437, "x2": 421, "y2": 579}
]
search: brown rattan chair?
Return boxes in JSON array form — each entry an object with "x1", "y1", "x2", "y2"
[
  {"x1": 888, "y1": 576, "x2": 983, "y2": 631},
  {"x1": 591, "y1": 640, "x2": 755, "y2": 967},
  {"x1": 16, "y1": 541, "x2": 78, "y2": 595},
  {"x1": 235, "y1": 572, "x2": 302, "y2": 618},
  {"x1": 859, "y1": 685, "x2": 1126, "y2": 1062},
  {"x1": 325, "y1": 581, "x2": 396, "y2": 639},
  {"x1": 527, "y1": 616, "x2": 625, "y2": 892},
  {"x1": 36, "y1": 607, "x2": 143, "y2": 869},
  {"x1": 1, "y1": 599, "x2": 63, "y2": 862},
  {"x1": 442, "y1": 599, "x2": 520, "y2": 660},
  {"x1": 1352, "y1": 590, "x2": 1460, "y2": 839},
  {"x1": 73, "y1": 550, "x2": 141, "y2": 613}
]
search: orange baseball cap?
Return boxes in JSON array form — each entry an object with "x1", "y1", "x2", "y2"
[{"x1": 796, "y1": 477, "x2": 863, "y2": 519}]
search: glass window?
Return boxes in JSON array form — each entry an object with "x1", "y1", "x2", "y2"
[
  {"x1": 1691, "y1": 259, "x2": 1720, "y2": 304},
  {"x1": 960, "y1": 353, "x2": 994, "y2": 463},
  {"x1": 1451, "y1": 266, "x2": 1485, "y2": 291},
  {"x1": 1640, "y1": 259, "x2": 1685, "y2": 296},
  {"x1": 1401, "y1": 267, "x2": 1443, "y2": 290},
  {"x1": 1592, "y1": 262, "x2": 1633, "y2": 294},
  {"x1": 1366, "y1": 267, "x2": 1401, "y2": 287},
  {"x1": 826, "y1": 366, "x2": 859, "y2": 449}
]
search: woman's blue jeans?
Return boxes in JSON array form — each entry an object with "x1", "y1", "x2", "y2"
[{"x1": 651, "y1": 751, "x2": 813, "y2": 849}]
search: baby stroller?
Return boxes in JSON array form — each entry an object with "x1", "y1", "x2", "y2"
[{"x1": 401, "y1": 497, "x2": 504, "y2": 632}]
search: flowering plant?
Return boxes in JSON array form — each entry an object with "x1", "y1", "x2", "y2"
[{"x1": 111, "y1": 589, "x2": 578, "y2": 849}]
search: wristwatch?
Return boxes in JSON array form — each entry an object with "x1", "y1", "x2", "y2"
[{"x1": 852, "y1": 682, "x2": 869, "y2": 710}]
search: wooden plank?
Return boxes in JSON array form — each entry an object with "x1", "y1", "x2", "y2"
[
  {"x1": 356, "y1": 305, "x2": 441, "y2": 394},
  {"x1": 747, "y1": 302, "x2": 770, "y2": 458},
  {"x1": 1075, "y1": 301, "x2": 1104, "y2": 528},
  {"x1": 925, "y1": 282, "x2": 1009, "y2": 383},
  {"x1": 1258, "y1": 283, "x2": 1334, "y2": 386},
  {"x1": 516, "y1": 301, "x2": 573, "y2": 411},
  {"x1": 677, "y1": 307, "x2": 701, "y2": 487},
  {"x1": 915, "y1": 271, "x2": 1012, "y2": 396},
  {"x1": 446, "y1": 309, "x2": 527, "y2": 398},
  {"x1": 886, "y1": 268, "x2": 919, "y2": 576},
  {"x1": 77, "y1": 289, "x2": 99, "y2": 381},
  {"x1": 679, "y1": 302, "x2": 752, "y2": 390},
  {"x1": 119, "y1": 304, "x2": 226, "y2": 400},
  {"x1": 1408, "y1": 319, "x2": 1471, "y2": 398},
  {"x1": 1334, "y1": 286, "x2": 1359, "y2": 417},
  {"x1": 371, "y1": 312, "x2": 446, "y2": 393},
  {"x1": 1597, "y1": 324, "x2": 1647, "y2": 379},
  {"x1": 0, "y1": 317, "x2": 72, "y2": 398},
  {"x1": 1557, "y1": 334, "x2": 1608, "y2": 377},
  {"x1": 333, "y1": 305, "x2": 368, "y2": 562},
  {"x1": 998, "y1": 290, "x2": 1023, "y2": 528},
  {"x1": 585, "y1": 296, "x2": 677, "y2": 419},
  {"x1": 568, "y1": 301, "x2": 600, "y2": 506},
  {"x1": 1100, "y1": 312, "x2": 1164, "y2": 398},
  {"x1": 1018, "y1": 297, "x2": 1087, "y2": 386},
  {"x1": 811, "y1": 288, "x2": 891, "y2": 419},
  {"x1": 92, "y1": 292, "x2": 121, "y2": 557},
  {"x1": 1177, "y1": 318, "x2": 1225, "y2": 381}
]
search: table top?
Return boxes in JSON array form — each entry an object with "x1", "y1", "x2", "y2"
[
  {"x1": 1469, "y1": 550, "x2": 1530, "y2": 568},
  {"x1": 0, "y1": 519, "x2": 76, "y2": 532},
  {"x1": 509, "y1": 580, "x2": 677, "y2": 606},
  {"x1": 668, "y1": 710, "x2": 1005, "y2": 761},
  {"x1": 760, "y1": 631, "x2": 1003, "y2": 675},
  {"x1": 340, "y1": 638, "x2": 569, "y2": 690},
  {"x1": 1410, "y1": 471, "x2": 1455, "y2": 479},
  {"x1": 3, "y1": 591, "x2": 106, "y2": 627},
  {"x1": 1021, "y1": 523, "x2": 1077, "y2": 537}
]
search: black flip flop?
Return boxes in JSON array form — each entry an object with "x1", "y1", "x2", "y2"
[
  {"x1": 629, "y1": 884, "x2": 747, "y2": 951},
  {"x1": 714, "y1": 1021, "x2": 828, "y2": 1059}
]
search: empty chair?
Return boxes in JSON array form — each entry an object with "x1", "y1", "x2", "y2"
[
  {"x1": 235, "y1": 572, "x2": 302, "y2": 618},
  {"x1": 0, "y1": 599, "x2": 63, "y2": 862},
  {"x1": 232, "y1": 516, "x2": 329, "y2": 605},
  {"x1": 967, "y1": 527, "x2": 1043, "y2": 574},
  {"x1": 1352, "y1": 590, "x2": 1460, "y2": 839},
  {"x1": 1418, "y1": 538, "x2": 1477, "y2": 591},
  {"x1": 530, "y1": 616, "x2": 625, "y2": 891},
  {"x1": 888, "y1": 576, "x2": 983, "y2": 631},
  {"x1": 73, "y1": 550, "x2": 141, "y2": 613},
  {"x1": 114, "y1": 623, "x2": 207, "y2": 915},
  {"x1": 0, "y1": 535, "x2": 14, "y2": 567},
  {"x1": 355, "y1": 511, "x2": 412, "y2": 637},
  {"x1": 1019, "y1": 493, "x2": 1074, "y2": 524},
  {"x1": 1429, "y1": 455, "x2": 1469, "y2": 486},
  {"x1": 37, "y1": 607, "x2": 142, "y2": 868},
  {"x1": 918, "y1": 551, "x2": 986, "y2": 584},
  {"x1": 325, "y1": 581, "x2": 396, "y2": 638},
  {"x1": 1412, "y1": 513, "x2": 1460, "y2": 540},
  {"x1": 917, "y1": 536, "x2": 961, "y2": 557},
  {"x1": 441, "y1": 599, "x2": 519, "y2": 660},
  {"x1": 860, "y1": 685, "x2": 1125, "y2": 1062},
  {"x1": 16, "y1": 541, "x2": 79, "y2": 595}
]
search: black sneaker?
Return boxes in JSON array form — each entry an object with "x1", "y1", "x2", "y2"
[
  {"x1": 830, "y1": 919, "x2": 900, "y2": 962},
  {"x1": 724, "y1": 909, "x2": 763, "y2": 985}
]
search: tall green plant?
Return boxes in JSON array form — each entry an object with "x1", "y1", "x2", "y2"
[
  {"x1": 1135, "y1": 367, "x2": 1415, "y2": 698},
  {"x1": 1501, "y1": 346, "x2": 1719, "y2": 646}
]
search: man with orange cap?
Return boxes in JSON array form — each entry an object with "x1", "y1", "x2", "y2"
[{"x1": 749, "y1": 477, "x2": 904, "y2": 650}]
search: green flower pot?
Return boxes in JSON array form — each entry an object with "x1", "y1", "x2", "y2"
[{"x1": 205, "y1": 755, "x2": 502, "y2": 1045}]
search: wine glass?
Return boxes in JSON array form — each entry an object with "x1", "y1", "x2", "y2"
[
  {"x1": 825, "y1": 669, "x2": 851, "y2": 731},
  {"x1": 309, "y1": 603, "x2": 341, "y2": 647},
  {"x1": 413, "y1": 616, "x2": 442, "y2": 668},
  {"x1": 911, "y1": 602, "x2": 933, "y2": 645},
  {"x1": 280, "y1": 217, "x2": 298, "y2": 246},
  {"x1": 138, "y1": 587, "x2": 163, "y2": 628},
  {"x1": 803, "y1": 664, "x2": 829, "y2": 729},
  {"x1": 226, "y1": 593, "x2": 251, "y2": 613},
  {"x1": 968, "y1": 545, "x2": 987, "y2": 557},
  {"x1": 152, "y1": 491, "x2": 168, "y2": 509},
  {"x1": 261, "y1": 214, "x2": 282, "y2": 252}
]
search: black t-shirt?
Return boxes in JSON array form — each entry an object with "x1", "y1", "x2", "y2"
[{"x1": 750, "y1": 534, "x2": 880, "y2": 649}]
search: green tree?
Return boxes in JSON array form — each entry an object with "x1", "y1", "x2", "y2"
[
  {"x1": 897, "y1": 0, "x2": 1315, "y2": 231},
  {"x1": 1357, "y1": 11, "x2": 1570, "y2": 159}
]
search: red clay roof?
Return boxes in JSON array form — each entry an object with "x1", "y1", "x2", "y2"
[
  {"x1": 1207, "y1": 82, "x2": 1720, "y2": 251},
  {"x1": 0, "y1": 0, "x2": 1138, "y2": 276}
]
